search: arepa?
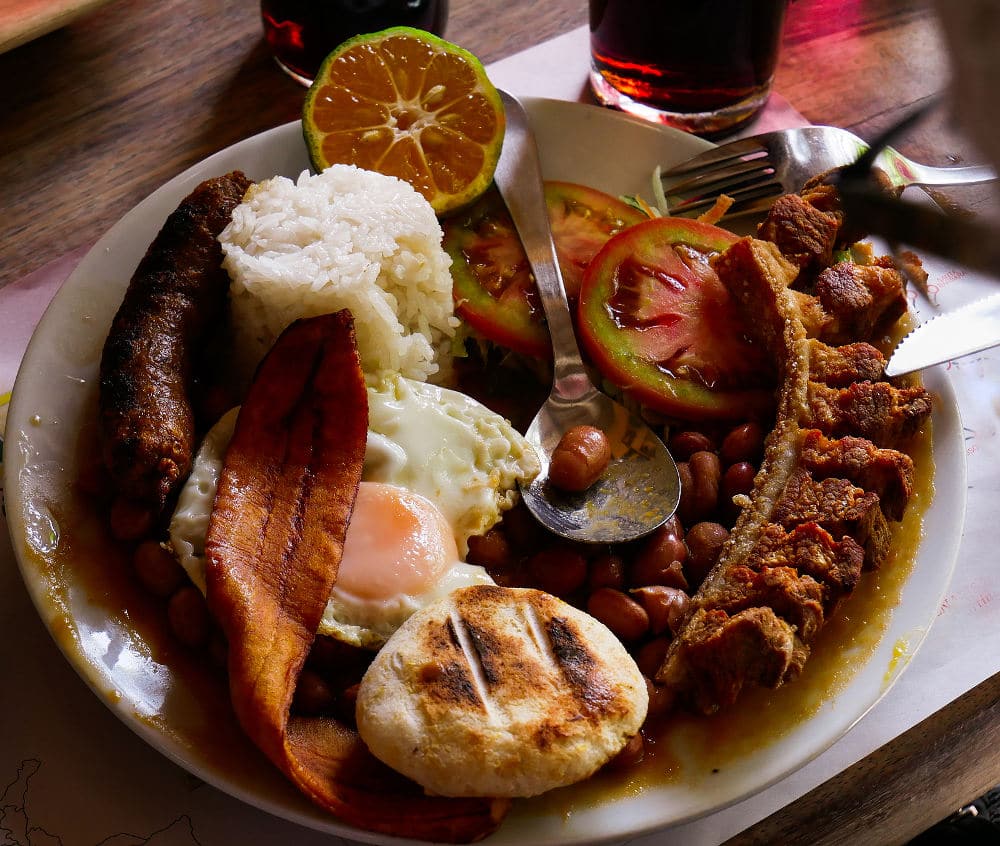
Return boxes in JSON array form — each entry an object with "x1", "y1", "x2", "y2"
[{"x1": 355, "y1": 584, "x2": 648, "y2": 798}]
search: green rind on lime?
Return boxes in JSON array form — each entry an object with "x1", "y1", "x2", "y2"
[{"x1": 302, "y1": 26, "x2": 505, "y2": 216}]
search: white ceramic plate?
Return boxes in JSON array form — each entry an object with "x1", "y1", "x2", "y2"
[{"x1": 3, "y1": 98, "x2": 966, "y2": 845}]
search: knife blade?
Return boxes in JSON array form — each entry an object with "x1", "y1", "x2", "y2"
[{"x1": 884, "y1": 292, "x2": 1000, "y2": 377}]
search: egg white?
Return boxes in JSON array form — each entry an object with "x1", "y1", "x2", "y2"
[
  {"x1": 364, "y1": 372, "x2": 540, "y2": 557},
  {"x1": 168, "y1": 374, "x2": 539, "y2": 648},
  {"x1": 321, "y1": 557, "x2": 495, "y2": 650}
]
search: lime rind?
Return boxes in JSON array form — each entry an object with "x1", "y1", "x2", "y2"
[{"x1": 303, "y1": 26, "x2": 505, "y2": 216}]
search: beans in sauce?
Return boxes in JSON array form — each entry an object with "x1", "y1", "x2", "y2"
[{"x1": 109, "y1": 413, "x2": 767, "y2": 771}]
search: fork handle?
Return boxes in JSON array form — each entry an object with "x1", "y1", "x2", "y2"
[{"x1": 878, "y1": 148, "x2": 996, "y2": 187}]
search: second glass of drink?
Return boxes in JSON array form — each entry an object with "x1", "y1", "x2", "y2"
[
  {"x1": 589, "y1": 0, "x2": 789, "y2": 137},
  {"x1": 262, "y1": 0, "x2": 449, "y2": 85}
]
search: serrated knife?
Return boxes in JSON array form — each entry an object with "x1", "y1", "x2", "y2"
[{"x1": 884, "y1": 293, "x2": 1000, "y2": 377}]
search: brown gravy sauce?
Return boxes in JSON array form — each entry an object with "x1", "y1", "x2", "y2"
[
  {"x1": 535, "y1": 313, "x2": 937, "y2": 813},
  {"x1": 23, "y1": 439, "x2": 259, "y2": 772},
  {"x1": 553, "y1": 417, "x2": 934, "y2": 812},
  {"x1": 21, "y1": 332, "x2": 936, "y2": 817}
]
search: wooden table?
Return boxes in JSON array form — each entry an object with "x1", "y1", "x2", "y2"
[{"x1": 0, "y1": 0, "x2": 996, "y2": 843}]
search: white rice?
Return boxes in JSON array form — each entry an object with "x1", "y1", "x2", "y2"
[{"x1": 219, "y1": 165, "x2": 458, "y2": 383}]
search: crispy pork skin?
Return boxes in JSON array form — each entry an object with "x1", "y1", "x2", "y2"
[
  {"x1": 658, "y1": 606, "x2": 807, "y2": 714},
  {"x1": 808, "y1": 340, "x2": 886, "y2": 387},
  {"x1": 814, "y1": 261, "x2": 908, "y2": 344},
  {"x1": 757, "y1": 193, "x2": 841, "y2": 277},
  {"x1": 772, "y1": 469, "x2": 891, "y2": 569},
  {"x1": 659, "y1": 226, "x2": 930, "y2": 715},
  {"x1": 697, "y1": 563, "x2": 826, "y2": 643},
  {"x1": 754, "y1": 522, "x2": 865, "y2": 611},
  {"x1": 806, "y1": 380, "x2": 933, "y2": 447},
  {"x1": 799, "y1": 429, "x2": 914, "y2": 521}
]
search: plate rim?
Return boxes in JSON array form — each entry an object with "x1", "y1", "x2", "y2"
[{"x1": 2, "y1": 97, "x2": 967, "y2": 844}]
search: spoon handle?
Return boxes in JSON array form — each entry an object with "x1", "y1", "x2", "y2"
[{"x1": 493, "y1": 91, "x2": 595, "y2": 401}]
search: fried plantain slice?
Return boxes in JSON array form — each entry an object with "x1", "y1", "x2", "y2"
[{"x1": 205, "y1": 311, "x2": 508, "y2": 842}]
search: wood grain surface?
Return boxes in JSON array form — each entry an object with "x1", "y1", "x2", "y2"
[{"x1": 2, "y1": 0, "x2": 998, "y2": 843}]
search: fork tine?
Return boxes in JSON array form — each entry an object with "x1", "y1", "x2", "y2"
[
  {"x1": 658, "y1": 136, "x2": 769, "y2": 178},
  {"x1": 663, "y1": 158, "x2": 776, "y2": 201},
  {"x1": 667, "y1": 182, "x2": 784, "y2": 217}
]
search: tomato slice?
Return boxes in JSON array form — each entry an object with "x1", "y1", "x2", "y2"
[
  {"x1": 577, "y1": 217, "x2": 776, "y2": 420},
  {"x1": 443, "y1": 181, "x2": 647, "y2": 358}
]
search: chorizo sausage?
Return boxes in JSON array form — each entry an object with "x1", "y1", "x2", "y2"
[{"x1": 99, "y1": 171, "x2": 251, "y2": 515}]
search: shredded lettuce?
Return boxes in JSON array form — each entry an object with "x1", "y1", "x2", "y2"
[{"x1": 652, "y1": 164, "x2": 670, "y2": 216}]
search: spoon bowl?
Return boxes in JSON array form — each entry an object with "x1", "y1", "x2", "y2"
[
  {"x1": 521, "y1": 384, "x2": 680, "y2": 544},
  {"x1": 493, "y1": 90, "x2": 680, "y2": 543}
]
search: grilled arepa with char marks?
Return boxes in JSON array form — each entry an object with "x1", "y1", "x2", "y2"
[{"x1": 356, "y1": 585, "x2": 648, "y2": 798}]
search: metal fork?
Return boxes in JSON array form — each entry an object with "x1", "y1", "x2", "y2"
[{"x1": 659, "y1": 125, "x2": 996, "y2": 217}]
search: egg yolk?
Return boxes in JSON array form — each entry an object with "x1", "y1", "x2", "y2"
[{"x1": 337, "y1": 482, "x2": 459, "y2": 600}]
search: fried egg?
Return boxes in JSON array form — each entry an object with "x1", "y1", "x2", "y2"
[
  {"x1": 364, "y1": 373, "x2": 539, "y2": 556},
  {"x1": 169, "y1": 374, "x2": 539, "y2": 648}
]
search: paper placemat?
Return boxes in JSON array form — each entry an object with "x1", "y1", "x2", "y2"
[{"x1": 2, "y1": 23, "x2": 997, "y2": 846}]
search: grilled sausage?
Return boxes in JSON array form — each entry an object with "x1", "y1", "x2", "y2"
[{"x1": 99, "y1": 171, "x2": 251, "y2": 519}]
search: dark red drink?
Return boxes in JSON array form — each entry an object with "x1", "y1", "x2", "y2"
[
  {"x1": 261, "y1": 0, "x2": 448, "y2": 84},
  {"x1": 589, "y1": 0, "x2": 788, "y2": 136}
]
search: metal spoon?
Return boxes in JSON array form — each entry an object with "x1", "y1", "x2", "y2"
[{"x1": 493, "y1": 91, "x2": 680, "y2": 544}]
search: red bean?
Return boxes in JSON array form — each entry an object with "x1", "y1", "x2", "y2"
[
  {"x1": 294, "y1": 669, "x2": 335, "y2": 716},
  {"x1": 109, "y1": 496, "x2": 154, "y2": 542},
  {"x1": 466, "y1": 528, "x2": 514, "y2": 572},
  {"x1": 669, "y1": 430, "x2": 714, "y2": 461},
  {"x1": 548, "y1": 425, "x2": 611, "y2": 492},
  {"x1": 631, "y1": 518, "x2": 688, "y2": 589},
  {"x1": 676, "y1": 462, "x2": 695, "y2": 525},
  {"x1": 685, "y1": 522, "x2": 729, "y2": 586},
  {"x1": 679, "y1": 451, "x2": 721, "y2": 524},
  {"x1": 644, "y1": 676, "x2": 677, "y2": 718},
  {"x1": 628, "y1": 541, "x2": 688, "y2": 590},
  {"x1": 167, "y1": 586, "x2": 210, "y2": 649},
  {"x1": 528, "y1": 546, "x2": 588, "y2": 597},
  {"x1": 723, "y1": 461, "x2": 757, "y2": 501},
  {"x1": 491, "y1": 561, "x2": 533, "y2": 589},
  {"x1": 335, "y1": 682, "x2": 362, "y2": 726},
  {"x1": 721, "y1": 421, "x2": 765, "y2": 465},
  {"x1": 634, "y1": 636, "x2": 671, "y2": 677},
  {"x1": 631, "y1": 586, "x2": 691, "y2": 636},
  {"x1": 588, "y1": 551, "x2": 626, "y2": 592},
  {"x1": 502, "y1": 501, "x2": 545, "y2": 551},
  {"x1": 341, "y1": 682, "x2": 361, "y2": 712},
  {"x1": 587, "y1": 588, "x2": 649, "y2": 642},
  {"x1": 132, "y1": 540, "x2": 185, "y2": 598}
]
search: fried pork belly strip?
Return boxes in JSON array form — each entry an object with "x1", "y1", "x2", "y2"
[
  {"x1": 799, "y1": 429, "x2": 914, "y2": 522},
  {"x1": 657, "y1": 236, "x2": 931, "y2": 714},
  {"x1": 755, "y1": 173, "x2": 911, "y2": 344},
  {"x1": 204, "y1": 312, "x2": 506, "y2": 843},
  {"x1": 808, "y1": 340, "x2": 886, "y2": 387},
  {"x1": 99, "y1": 171, "x2": 252, "y2": 514}
]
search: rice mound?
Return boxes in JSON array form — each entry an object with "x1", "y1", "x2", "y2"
[{"x1": 219, "y1": 165, "x2": 458, "y2": 383}]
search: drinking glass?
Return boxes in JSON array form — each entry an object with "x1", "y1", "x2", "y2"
[
  {"x1": 589, "y1": 0, "x2": 789, "y2": 137},
  {"x1": 261, "y1": 0, "x2": 449, "y2": 86}
]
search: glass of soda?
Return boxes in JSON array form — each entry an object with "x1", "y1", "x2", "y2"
[
  {"x1": 261, "y1": 0, "x2": 449, "y2": 86},
  {"x1": 589, "y1": 0, "x2": 789, "y2": 136}
]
